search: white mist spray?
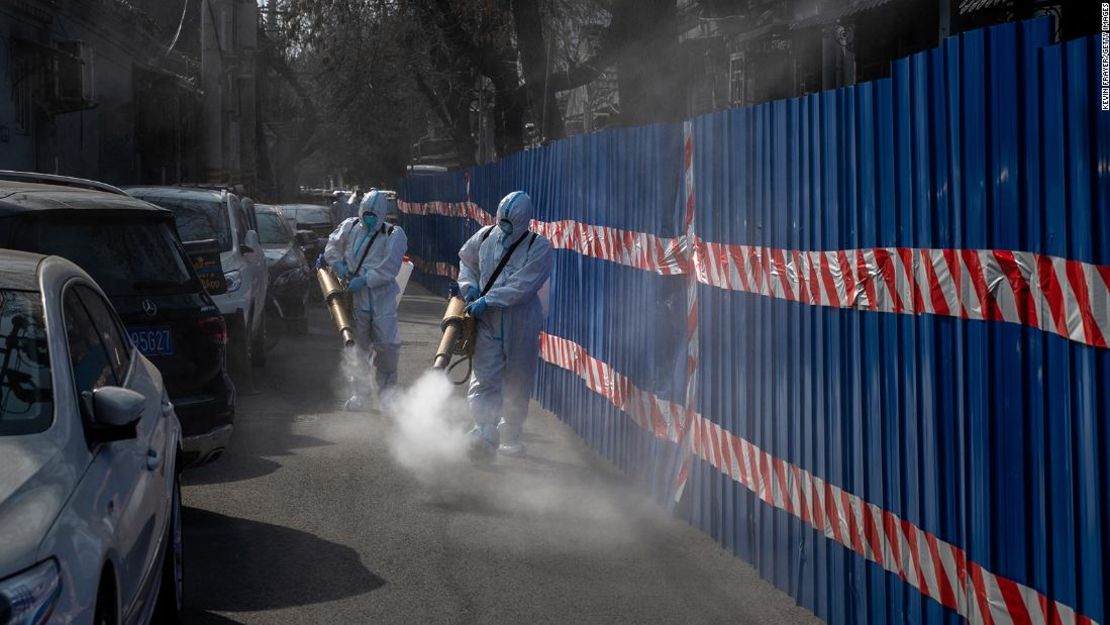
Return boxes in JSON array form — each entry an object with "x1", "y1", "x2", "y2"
[
  {"x1": 340, "y1": 348, "x2": 362, "y2": 401},
  {"x1": 384, "y1": 370, "x2": 469, "y2": 483}
]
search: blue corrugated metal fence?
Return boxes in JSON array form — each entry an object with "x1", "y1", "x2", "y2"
[{"x1": 399, "y1": 19, "x2": 1109, "y2": 625}]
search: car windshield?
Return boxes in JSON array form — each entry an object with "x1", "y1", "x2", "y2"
[
  {"x1": 14, "y1": 217, "x2": 198, "y2": 296},
  {"x1": 135, "y1": 196, "x2": 233, "y2": 251},
  {"x1": 0, "y1": 290, "x2": 52, "y2": 436},
  {"x1": 289, "y1": 207, "x2": 332, "y2": 226},
  {"x1": 257, "y1": 212, "x2": 290, "y2": 245}
]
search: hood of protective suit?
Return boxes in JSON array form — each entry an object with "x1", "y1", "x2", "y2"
[
  {"x1": 496, "y1": 191, "x2": 533, "y2": 243},
  {"x1": 359, "y1": 190, "x2": 390, "y2": 222}
]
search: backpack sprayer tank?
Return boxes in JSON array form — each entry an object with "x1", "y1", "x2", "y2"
[
  {"x1": 317, "y1": 267, "x2": 356, "y2": 347},
  {"x1": 432, "y1": 286, "x2": 477, "y2": 380}
]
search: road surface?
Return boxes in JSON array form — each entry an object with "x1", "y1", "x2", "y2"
[{"x1": 181, "y1": 282, "x2": 821, "y2": 625}]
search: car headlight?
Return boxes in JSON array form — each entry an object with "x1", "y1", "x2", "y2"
[
  {"x1": 0, "y1": 559, "x2": 62, "y2": 625},
  {"x1": 224, "y1": 270, "x2": 242, "y2": 292}
]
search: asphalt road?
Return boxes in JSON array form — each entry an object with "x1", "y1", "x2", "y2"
[{"x1": 180, "y1": 282, "x2": 821, "y2": 625}]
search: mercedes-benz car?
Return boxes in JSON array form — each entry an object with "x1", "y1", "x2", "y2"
[{"x1": 0, "y1": 173, "x2": 235, "y2": 466}]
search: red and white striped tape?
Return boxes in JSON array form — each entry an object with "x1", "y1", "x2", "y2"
[
  {"x1": 531, "y1": 220, "x2": 686, "y2": 276},
  {"x1": 398, "y1": 199, "x2": 495, "y2": 225},
  {"x1": 408, "y1": 256, "x2": 460, "y2": 280},
  {"x1": 537, "y1": 331, "x2": 1099, "y2": 625},
  {"x1": 399, "y1": 199, "x2": 687, "y2": 276},
  {"x1": 399, "y1": 198, "x2": 1110, "y2": 349},
  {"x1": 694, "y1": 240, "x2": 1110, "y2": 349}
]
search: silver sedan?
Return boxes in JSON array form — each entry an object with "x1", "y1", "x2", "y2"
[{"x1": 0, "y1": 250, "x2": 182, "y2": 624}]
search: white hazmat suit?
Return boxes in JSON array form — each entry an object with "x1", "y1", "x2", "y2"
[
  {"x1": 457, "y1": 191, "x2": 553, "y2": 458},
  {"x1": 324, "y1": 190, "x2": 408, "y2": 407}
]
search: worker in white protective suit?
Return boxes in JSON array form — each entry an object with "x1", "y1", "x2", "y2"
[
  {"x1": 458, "y1": 191, "x2": 553, "y2": 460},
  {"x1": 324, "y1": 189, "x2": 408, "y2": 410}
]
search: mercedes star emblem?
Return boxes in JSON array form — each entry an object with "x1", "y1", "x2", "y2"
[{"x1": 142, "y1": 299, "x2": 158, "y2": 318}]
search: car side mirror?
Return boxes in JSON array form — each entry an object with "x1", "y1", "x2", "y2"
[
  {"x1": 242, "y1": 230, "x2": 261, "y2": 254},
  {"x1": 87, "y1": 386, "x2": 144, "y2": 442}
]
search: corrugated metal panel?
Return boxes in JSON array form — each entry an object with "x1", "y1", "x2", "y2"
[{"x1": 398, "y1": 18, "x2": 1109, "y2": 625}]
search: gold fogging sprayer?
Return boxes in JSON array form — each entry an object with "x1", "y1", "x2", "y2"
[
  {"x1": 432, "y1": 284, "x2": 477, "y2": 384},
  {"x1": 317, "y1": 267, "x2": 356, "y2": 347}
]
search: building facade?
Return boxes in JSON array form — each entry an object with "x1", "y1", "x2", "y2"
[
  {"x1": 677, "y1": 0, "x2": 1081, "y2": 119},
  {"x1": 0, "y1": 0, "x2": 257, "y2": 191}
]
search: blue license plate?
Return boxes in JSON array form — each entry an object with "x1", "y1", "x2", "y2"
[{"x1": 129, "y1": 327, "x2": 174, "y2": 357}]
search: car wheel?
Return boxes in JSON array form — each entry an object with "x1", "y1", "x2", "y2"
[
  {"x1": 264, "y1": 301, "x2": 283, "y2": 352},
  {"x1": 250, "y1": 314, "x2": 268, "y2": 367},
  {"x1": 154, "y1": 472, "x2": 183, "y2": 623}
]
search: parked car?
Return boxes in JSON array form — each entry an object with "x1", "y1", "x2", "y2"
[
  {"x1": 0, "y1": 249, "x2": 183, "y2": 624},
  {"x1": 126, "y1": 186, "x2": 271, "y2": 368},
  {"x1": 278, "y1": 204, "x2": 337, "y2": 264},
  {"x1": 256, "y1": 204, "x2": 312, "y2": 335},
  {"x1": 0, "y1": 174, "x2": 234, "y2": 466}
]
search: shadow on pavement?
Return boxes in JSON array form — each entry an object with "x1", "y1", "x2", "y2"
[
  {"x1": 181, "y1": 306, "x2": 343, "y2": 486},
  {"x1": 184, "y1": 507, "x2": 386, "y2": 612},
  {"x1": 183, "y1": 609, "x2": 246, "y2": 624},
  {"x1": 181, "y1": 454, "x2": 284, "y2": 486}
]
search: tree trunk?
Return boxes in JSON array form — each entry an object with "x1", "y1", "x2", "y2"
[
  {"x1": 510, "y1": 0, "x2": 563, "y2": 142},
  {"x1": 427, "y1": 0, "x2": 527, "y2": 157},
  {"x1": 490, "y1": 67, "x2": 525, "y2": 156},
  {"x1": 412, "y1": 71, "x2": 478, "y2": 167},
  {"x1": 260, "y1": 31, "x2": 319, "y2": 199}
]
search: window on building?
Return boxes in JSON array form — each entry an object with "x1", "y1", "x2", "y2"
[
  {"x1": 728, "y1": 52, "x2": 746, "y2": 107},
  {"x1": 10, "y1": 45, "x2": 33, "y2": 134}
]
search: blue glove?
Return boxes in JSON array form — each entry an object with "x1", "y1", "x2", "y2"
[
  {"x1": 465, "y1": 297, "x2": 488, "y2": 317},
  {"x1": 315, "y1": 255, "x2": 325, "y2": 270},
  {"x1": 462, "y1": 285, "x2": 480, "y2": 302},
  {"x1": 333, "y1": 260, "x2": 349, "y2": 280},
  {"x1": 347, "y1": 275, "x2": 367, "y2": 292}
]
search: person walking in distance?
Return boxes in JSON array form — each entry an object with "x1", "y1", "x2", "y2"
[{"x1": 324, "y1": 189, "x2": 408, "y2": 410}]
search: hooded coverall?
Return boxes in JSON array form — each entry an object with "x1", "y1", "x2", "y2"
[
  {"x1": 324, "y1": 189, "x2": 408, "y2": 399},
  {"x1": 457, "y1": 191, "x2": 553, "y2": 448}
]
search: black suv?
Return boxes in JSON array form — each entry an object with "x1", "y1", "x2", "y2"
[{"x1": 0, "y1": 172, "x2": 235, "y2": 465}]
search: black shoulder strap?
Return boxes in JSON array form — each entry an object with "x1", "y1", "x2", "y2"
[
  {"x1": 352, "y1": 225, "x2": 385, "y2": 276},
  {"x1": 479, "y1": 225, "x2": 495, "y2": 242},
  {"x1": 480, "y1": 232, "x2": 531, "y2": 296}
]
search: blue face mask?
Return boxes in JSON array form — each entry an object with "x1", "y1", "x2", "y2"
[
  {"x1": 362, "y1": 214, "x2": 378, "y2": 229},
  {"x1": 499, "y1": 220, "x2": 513, "y2": 237}
]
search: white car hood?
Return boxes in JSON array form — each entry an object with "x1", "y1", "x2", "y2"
[
  {"x1": 0, "y1": 438, "x2": 74, "y2": 576},
  {"x1": 220, "y1": 250, "x2": 242, "y2": 273}
]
